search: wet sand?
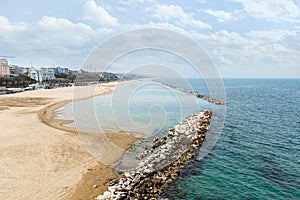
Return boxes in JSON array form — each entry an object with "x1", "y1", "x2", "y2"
[{"x1": 0, "y1": 82, "x2": 141, "y2": 200}]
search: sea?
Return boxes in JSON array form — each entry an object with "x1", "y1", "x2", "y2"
[{"x1": 57, "y1": 78, "x2": 300, "y2": 200}]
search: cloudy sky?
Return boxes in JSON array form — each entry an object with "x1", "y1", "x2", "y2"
[{"x1": 0, "y1": 0, "x2": 300, "y2": 78}]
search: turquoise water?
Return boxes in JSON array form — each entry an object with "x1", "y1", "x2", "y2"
[
  {"x1": 59, "y1": 78, "x2": 299, "y2": 199},
  {"x1": 162, "y1": 79, "x2": 300, "y2": 200},
  {"x1": 69, "y1": 79, "x2": 213, "y2": 137}
]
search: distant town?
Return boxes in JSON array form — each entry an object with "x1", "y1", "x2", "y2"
[{"x1": 0, "y1": 58, "x2": 127, "y2": 94}]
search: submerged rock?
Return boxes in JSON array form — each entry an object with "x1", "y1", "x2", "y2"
[{"x1": 158, "y1": 82, "x2": 224, "y2": 105}]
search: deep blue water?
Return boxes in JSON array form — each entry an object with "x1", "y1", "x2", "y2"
[{"x1": 162, "y1": 79, "x2": 300, "y2": 200}]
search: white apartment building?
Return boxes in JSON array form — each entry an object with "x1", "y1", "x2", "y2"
[
  {"x1": 30, "y1": 67, "x2": 55, "y2": 83},
  {"x1": 40, "y1": 67, "x2": 55, "y2": 81}
]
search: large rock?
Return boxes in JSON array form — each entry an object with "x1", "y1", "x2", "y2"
[{"x1": 96, "y1": 110, "x2": 213, "y2": 200}]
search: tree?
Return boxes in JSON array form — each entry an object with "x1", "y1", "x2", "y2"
[{"x1": 0, "y1": 75, "x2": 36, "y2": 88}]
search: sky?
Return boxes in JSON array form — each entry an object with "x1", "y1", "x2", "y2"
[{"x1": 0, "y1": 0, "x2": 300, "y2": 78}]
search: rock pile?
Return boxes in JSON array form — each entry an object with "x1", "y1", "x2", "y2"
[
  {"x1": 159, "y1": 82, "x2": 224, "y2": 105},
  {"x1": 96, "y1": 110, "x2": 212, "y2": 200}
]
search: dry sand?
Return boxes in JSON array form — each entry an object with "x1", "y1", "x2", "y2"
[{"x1": 0, "y1": 83, "x2": 141, "y2": 200}]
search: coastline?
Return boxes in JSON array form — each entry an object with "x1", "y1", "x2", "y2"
[
  {"x1": 96, "y1": 110, "x2": 212, "y2": 199},
  {"x1": 0, "y1": 82, "x2": 142, "y2": 200}
]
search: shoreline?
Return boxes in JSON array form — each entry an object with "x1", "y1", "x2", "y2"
[
  {"x1": 37, "y1": 82, "x2": 144, "y2": 200},
  {"x1": 0, "y1": 81, "x2": 142, "y2": 200},
  {"x1": 96, "y1": 110, "x2": 212, "y2": 199}
]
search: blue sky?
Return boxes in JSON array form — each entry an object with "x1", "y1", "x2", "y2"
[{"x1": 0, "y1": 0, "x2": 300, "y2": 78}]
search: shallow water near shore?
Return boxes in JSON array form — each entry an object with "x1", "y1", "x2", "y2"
[
  {"x1": 56, "y1": 78, "x2": 217, "y2": 170},
  {"x1": 58, "y1": 78, "x2": 300, "y2": 199},
  {"x1": 56, "y1": 79, "x2": 213, "y2": 135}
]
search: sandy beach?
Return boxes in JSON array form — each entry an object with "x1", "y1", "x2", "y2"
[{"x1": 0, "y1": 83, "x2": 141, "y2": 200}]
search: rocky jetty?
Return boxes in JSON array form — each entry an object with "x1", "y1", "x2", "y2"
[
  {"x1": 159, "y1": 82, "x2": 224, "y2": 105},
  {"x1": 96, "y1": 110, "x2": 212, "y2": 200}
]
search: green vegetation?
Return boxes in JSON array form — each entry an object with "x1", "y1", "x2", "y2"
[
  {"x1": 54, "y1": 72, "x2": 77, "y2": 80},
  {"x1": 42, "y1": 72, "x2": 77, "y2": 88},
  {"x1": 0, "y1": 75, "x2": 37, "y2": 88}
]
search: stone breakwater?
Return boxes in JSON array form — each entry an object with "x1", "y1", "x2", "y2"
[
  {"x1": 159, "y1": 82, "x2": 224, "y2": 105},
  {"x1": 96, "y1": 110, "x2": 212, "y2": 200}
]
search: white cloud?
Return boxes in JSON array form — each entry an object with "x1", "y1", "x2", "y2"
[
  {"x1": 83, "y1": 0, "x2": 117, "y2": 26},
  {"x1": 1, "y1": 0, "x2": 300, "y2": 77},
  {"x1": 120, "y1": 0, "x2": 155, "y2": 6},
  {"x1": 246, "y1": 30, "x2": 293, "y2": 43},
  {"x1": 0, "y1": 16, "x2": 27, "y2": 32},
  {"x1": 285, "y1": 26, "x2": 300, "y2": 50},
  {"x1": 234, "y1": 0, "x2": 300, "y2": 22},
  {"x1": 201, "y1": 9, "x2": 241, "y2": 22},
  {"x1": 0, "y1": 15, "x2": 116, "y2": 67},
  {"x1": 37, "y1": 16, "x2": 93, "y2": 49},
  {"x1": 151, "y1": 4, "x2": 186, "y2": 20},
  {"x1": 38, "y1": 16, "x2": 92, "y2": 32},
  {"x1": 116, "y1": 7, "x2": 128, "y2": 12},
  {"x1": 177, "y1": 18, "x2": 212, "y2": 29},
  {"x1": 0, "y1": 16, "x2": 29, "y2": 45},
  {"x1": 146, "y1": 21, "x2": 192, "y2": 34},
  {"x1": 151, "y1": 4, "x2": 211, "y2": 29},
  {"x1": 190, "y1": 28, "x2": 300, "y2": 68}
]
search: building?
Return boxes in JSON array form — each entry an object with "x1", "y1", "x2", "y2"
[
  {"x1": 23, "y1": 67, "x2": 30, "y2": 75},
  {"x1": 29, "y1": 68, "x2": 41, "y2": 83},
  {"x1": 54, "y1": 67, "x2": 69, "y2": 75},
  {"x1": 40, "y1": 67, "x2": 55, "y2": 81},
  {"x1": 29, "y1": 67, "x2": 55, "y2": 83},
  {"x1": 9, "y1": 65, "x2": 24, "y2": 76},
  {"x1": 0, "y1": 65, "x2": 10, "y2": 77},
  {"x1": 0, "y1": 58, "x2": 10, "y2": 77},
  {"x1": 99, "y1": 72, "x2": 119, "y2": 82}
]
